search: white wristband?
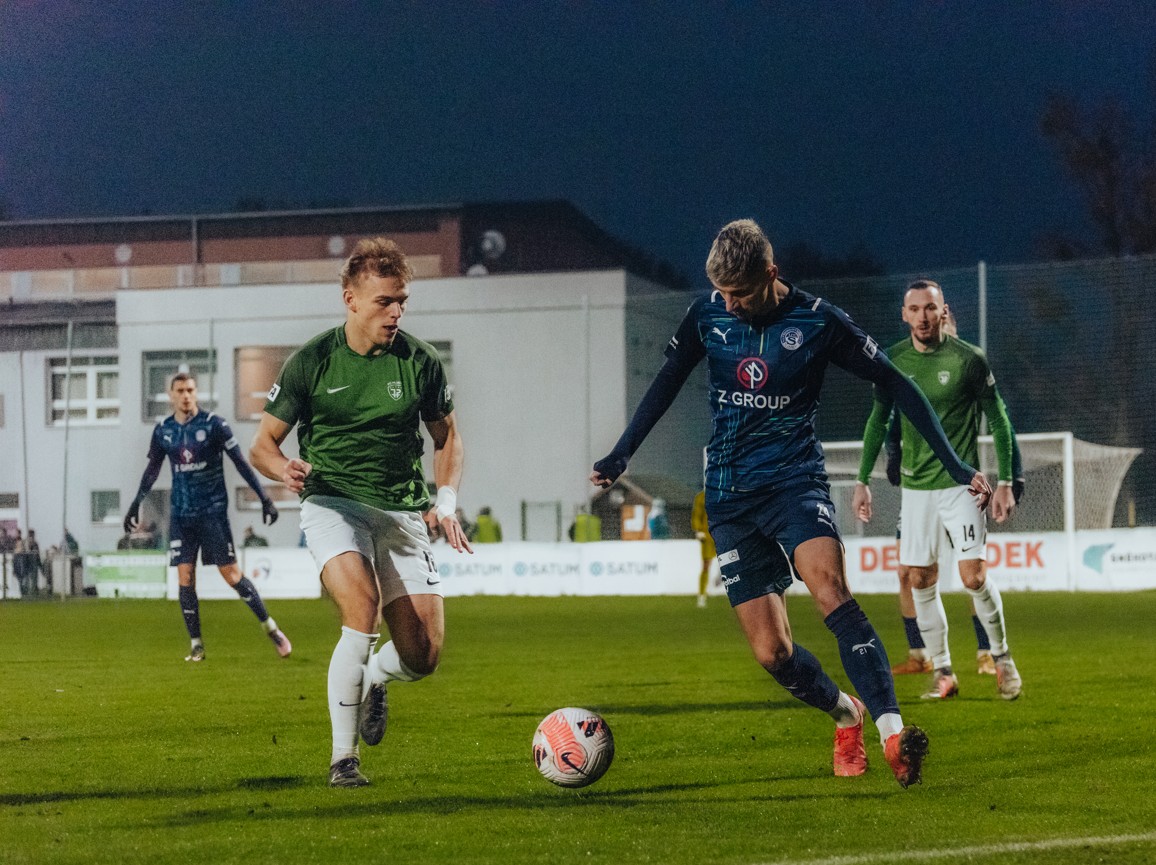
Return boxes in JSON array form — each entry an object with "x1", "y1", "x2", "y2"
[
  {"x1": 435, "y1": 486, "x2": 457, "y2": 520},
  {"x1": 997, "y1": 480, "x2": 1013, "y2": 487}
]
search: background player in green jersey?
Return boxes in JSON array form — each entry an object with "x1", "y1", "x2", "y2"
[
  {"x1": 250, "y1": 238, "x2": 472, "y2": 787},
  {"x1": 883, "y1": 308, "x2": 1027, "y2": 678},
  {"x1": 852, "y1": 279, "x2": 1023, "y2": 701}
]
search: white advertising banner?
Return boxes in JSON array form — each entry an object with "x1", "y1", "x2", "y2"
[
  {"x1": 164, "y1": 547, "x2": 324, "y2": 600},
  {"x1": 829, "y1": 533, "x2": 1072, "y2": 595},
  {"x1": 1072, "y1": 528, "x2": 1156, "y2": 591},
  {"x1": 134, "y1": 529, "x2": 1156, "y2": 600},
  {"x1": 435, "y1": 540, "x2": 702, "y2": 597}
]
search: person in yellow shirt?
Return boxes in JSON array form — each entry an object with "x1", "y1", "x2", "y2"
[{"x1": 691, "y1": 490, "x2": 716, "y2": 607}]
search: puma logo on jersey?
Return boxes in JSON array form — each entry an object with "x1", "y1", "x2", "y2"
[
  {"x1": 711, "y1": 326, "x2": 732, "y2": 344},
  {"x1": 326, "y1": 385, "x2": 351, "y2": 394}
]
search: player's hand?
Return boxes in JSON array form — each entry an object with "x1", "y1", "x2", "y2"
[
  {"x1": 992, "y1": 484, "x2": 1016, "y2": 524},
  {"x1": 123, "y1": 497, "x2": 141, "y2": 534},
  {"x1": 851, "y1": 482, "x2": 873, "y2": 524},
  {"x1": 429, "y1": 509, "x2": 473, "y2": 554},
  {"x1": 968, "y1": 471, "x2": 993, "y2": 510},
  {"x1": 590, "y1": 453, "x2": 628, "y2": 489},
  {"x1": 261, "y1": 498, "x2": 279, "y2": 526},
  {"x1": 282, "y1": 457, "x2": 312, "y2": 493}
]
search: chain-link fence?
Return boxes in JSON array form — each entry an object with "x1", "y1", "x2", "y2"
[{"x1": 803, "y1": 253, "x2": 1156, "y2": 527}]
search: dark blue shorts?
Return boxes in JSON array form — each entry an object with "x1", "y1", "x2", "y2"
[
  {"x1": 708, "y1": 478, "x2": 843, "y2": 607},
  {"x1": 169, "y1": 512, "x2": 236, "y2": 567}
]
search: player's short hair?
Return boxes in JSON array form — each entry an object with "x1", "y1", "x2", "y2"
[
  {"x1": 168, "y1": 371, "x2": 196, "y2": 390},
  {"x1": 706, "y1": 219, "x2": 774, "y2": 292},
  {"x1": 906, "y1": 278, "x2": 943, "y2": 295},
  {"x1": 340, "y1": 237, "x2": 414, "y2": 290}
]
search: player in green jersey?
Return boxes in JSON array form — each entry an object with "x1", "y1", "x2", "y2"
[
  {"x1": 250, "y1": 237, "x2": 472, "y2": 787},
  {"x1": 852, "y1": 279, "x2": 1023, "y2": 701}
]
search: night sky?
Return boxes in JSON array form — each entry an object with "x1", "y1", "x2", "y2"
[{"x1": 2, "y1": 1, "x2": 1154, "y2": 280}]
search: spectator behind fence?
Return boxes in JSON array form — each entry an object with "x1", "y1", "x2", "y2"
[
  {"x1": 647, "y1": 498, "x2": 671, "y2": 540},
  {"x1": 471, "y1": 507, "x2": 503, "y2": 543},
  {"x1": 242, "y1": 526, "x2": 270, "y2": 547},
  {"x1": 13, "y1": 529, "x2": 40, "y2": 597}
]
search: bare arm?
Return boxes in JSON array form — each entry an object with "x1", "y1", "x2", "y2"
[
  {"x1": 425, "y1": 410, "x2": 472, "y2": 554},
  {"x1": 249, "y1": 413, "x2": 312, "y2": 493}
]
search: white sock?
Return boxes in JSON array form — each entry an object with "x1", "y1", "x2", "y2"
[
  {"x1": 876, "y1": 712, "x2": 904, "y2": 744},
  {"x1": 262, "y1": 616, "x2": 277, "y2": 635},
  {"x1": 328, "y1": 626, "x2": 377, "y2": 764},
  {"x1": 912, "y1": 583, "x2": 952, "y2": 670},
  {"x1": 828, "y1": 691, "x2": 862, "y2": 728},
  {"x1": 368, "y1": 640, "x2": 425, "y2": 685},
  {"x1": 967, "y1": 579, "x2": 1008, "y2": 656}
]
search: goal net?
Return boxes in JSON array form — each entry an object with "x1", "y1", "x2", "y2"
[{"x1": 823, "y1": 432, "x2": 1141, "y2": 538}]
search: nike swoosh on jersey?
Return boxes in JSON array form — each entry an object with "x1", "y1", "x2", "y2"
[{"x1": 326, "y1": 385, "x2": 351, "y2": 394}]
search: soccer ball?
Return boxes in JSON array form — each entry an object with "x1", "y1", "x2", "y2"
[{"x1": 532, "y1": 707, "x2": 615, "y2": 788}]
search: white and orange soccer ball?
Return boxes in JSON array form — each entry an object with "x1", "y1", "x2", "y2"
[{"x1": 532, "y1": 707, "x2": 615, "y2": 788}]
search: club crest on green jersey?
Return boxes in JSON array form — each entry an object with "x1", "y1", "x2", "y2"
[
  {"x1": 388, "y1": 381, "x2": 403, "y2": 400},
  {"x1": 938, "y1": 370, "x2": 951, "y2": 385}
]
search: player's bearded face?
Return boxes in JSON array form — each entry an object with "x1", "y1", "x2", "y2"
[
  {"x1": 719, "y1": 281, "x2": 770, "y2": 321},
  {"x1": 903, "y1": 288, "x2": 946, "y2": 344}
]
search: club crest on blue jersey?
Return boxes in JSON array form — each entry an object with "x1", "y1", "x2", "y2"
[{"x1": 780, "y1": 327, "x2": 803, "y2": 350}]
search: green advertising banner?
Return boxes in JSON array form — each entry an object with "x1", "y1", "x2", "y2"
[{"x1": 85, "y1": 552, "x2": 168, "y2": 599}]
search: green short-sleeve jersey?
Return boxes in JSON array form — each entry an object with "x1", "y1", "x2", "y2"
[
  {"x1": 882, "y1": 335, "x2": 1003, "y2": 490},
  {"x1": 264, "y1": 326, "x2": 453, "y2": 511}
]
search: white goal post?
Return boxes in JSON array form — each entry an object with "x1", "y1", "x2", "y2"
[{"x1": 823, "y1": 432, "x2": 1141, "y2": 541}]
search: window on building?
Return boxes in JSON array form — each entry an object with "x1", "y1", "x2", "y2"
[
  {"x1": 236, "y1": 484, "x2": 301, "y2": 511},
  {"x1": 142, "y1": 350, "x2": 217, "y2": 421},
  {"x1": 235, "y1": 346, "x2": 297, "y2": 421},
  {"x1": 91, "y1": 490, "x2": 121, "y2": 525},
  {"x1": 48, "y1": 355, "x2": 119, "y2": 425},
  {"x1": 0, "y1": 493, "x2": 18, "y2": 509}
]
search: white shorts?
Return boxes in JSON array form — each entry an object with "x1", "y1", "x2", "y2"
[
  {"x1": 899, "y1": 486, "x2": 987, "y2": 567},
  {"x1": 300, "y1": 495, "x2": 441, "y2": 607}
]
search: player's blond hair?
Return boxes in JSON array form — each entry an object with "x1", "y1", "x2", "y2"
[
  {"x1": 705, "y1": 219, "x2": 774, "y2": 292},
  {"x1": 340, "y1": 237, "x2": 414, "y2": 290}
]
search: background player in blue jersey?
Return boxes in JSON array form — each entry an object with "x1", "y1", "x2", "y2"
[
  {"x1": 592, "y1": 219, "x2": 992, "y2": 788},
  {"x1": 125, "y1": 372, "x2": 291, "y2": 662}
]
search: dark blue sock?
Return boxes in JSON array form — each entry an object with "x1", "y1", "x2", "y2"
[
  {"x1": 903, "y1": 616, "x2": 925, "y2": 650},
  {"x1": 825, "y1": 599, "x2": 899, "y2": 720},
  {"x1": 767, "y1": 643, "x2": 840, "y2": 712},
  {"x1": 178, "y1": 585, "x2": 201, "y2": 640},
  {"x1": 233, "y1": 577, "x2": 269, "y2": 622},
  {"x1": 972, "y1": 614, "x2": 991, "y2": 651}
]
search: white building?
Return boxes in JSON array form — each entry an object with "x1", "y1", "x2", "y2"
[{"x1": 0, "y1": 204, "x2": 710, "y2": 555}]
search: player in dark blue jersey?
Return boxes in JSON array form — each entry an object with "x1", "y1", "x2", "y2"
[
  {"x1": 592, "y1": 219, "x2": 992, "y2": 788},
  {"x1": 125, "y1": 372, "x2": 291, "y2": 662}
]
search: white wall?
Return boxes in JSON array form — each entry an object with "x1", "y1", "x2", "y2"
[
  {"x1": 111, "y1": 271, "x2": 632, "y2": 546},
  {"x1": 0, "y1": 348, "x2": 127, "y2": 551},
  {"x1": 3, "y1": 269, "x2": 718, "y2": 553}
]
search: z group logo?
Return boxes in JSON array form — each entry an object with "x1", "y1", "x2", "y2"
[{"x1": 736, "y1": 357, "x2": 768, "y2": 391}]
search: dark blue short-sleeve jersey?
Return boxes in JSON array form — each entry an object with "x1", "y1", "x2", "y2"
[
  {"x1": 147, "y1": 410, "x2": 236, "y2": 517},
  {"x1": 666, "y1": 283, "x2": 894, "y2": 504}
]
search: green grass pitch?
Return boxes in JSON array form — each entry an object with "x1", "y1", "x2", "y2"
[{"x1": 2, "y1": 591, "x2": 1155, "y2": 865}]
